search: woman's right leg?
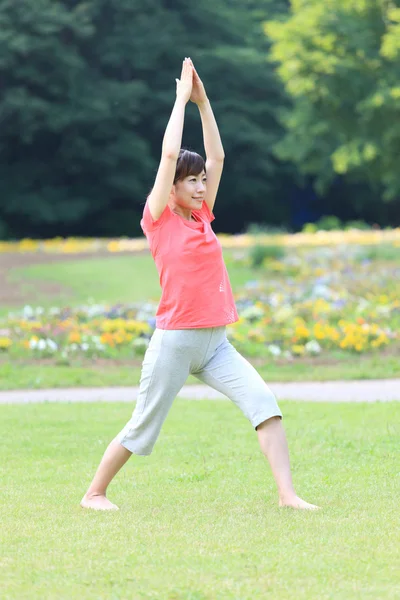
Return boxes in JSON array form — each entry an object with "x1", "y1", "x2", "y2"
[
  {"x1": 80, "y1": 438, "x2": 133, "y2": 510},
  {"x1": 80, "y1": 329, "x2": 191, "y2": 510}
]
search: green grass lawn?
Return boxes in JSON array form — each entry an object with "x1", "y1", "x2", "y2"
[
  {"x1": 0, "y1": 353, "x2": 399, "y2": 389},
  {"x1": 5, "y1": 251, "x2": 257, "y2": 310},
  {"x1": 1, "y1": 400, "x2": 399, "y2": 599}
]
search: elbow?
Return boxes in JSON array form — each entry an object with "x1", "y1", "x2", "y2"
[{"x1": 162, "y1": 150, "x2": 179, "y2": 161}]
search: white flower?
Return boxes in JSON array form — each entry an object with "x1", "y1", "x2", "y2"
[
  {"x1": 23, "y1": 305, "x2": 34, "y2": 317},
  {"x1": 46, "y1": 339, "x2": 58, "y2": 351},
  {"x1": 269, "y1": 293, "x2": 281, "y2": 308},
  {"x1": 29, "y1": 338, "x2": 38, "y2": 349},
  {"x1": 305, "y1": 340, "x2": 321, "y2": 354},
  {"x1": 38, "y1": 339, "x2": 46, "y2": 351},
  {"x1": 311, "y1": 284, "x2": 332, "y2": 299},
  {"x1": 267, "y1": 344, "x2": 281, "y2": 356},
  {"x1": 81, "y1": 343, "x2": 89, "y2": 351}
]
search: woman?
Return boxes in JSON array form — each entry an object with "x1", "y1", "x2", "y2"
[{"x1": 81, "y1": 58, "x2": 319, "y2": 511}]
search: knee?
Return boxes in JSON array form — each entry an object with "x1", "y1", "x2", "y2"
[{"x1": 255, "y1": 415, "x2": 281, "y2": 431}]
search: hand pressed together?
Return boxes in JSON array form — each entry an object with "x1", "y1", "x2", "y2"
[
  {"x1": 175, "y1": 57, "x2": 193, "y2": 104},
  {"x1": 175, "y1": 57, "x2": 208, "y2": 106},
  {"x1": 188, "y1": 58, "x2": 208, "y2": 105}
]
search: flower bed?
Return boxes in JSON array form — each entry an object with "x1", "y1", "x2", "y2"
[
  {"x1": 1, "y1": 227, "x2": 400, "y2": 255},
  {"x1": 1, "y1": 243, "x2": 399, "y2": 362}
]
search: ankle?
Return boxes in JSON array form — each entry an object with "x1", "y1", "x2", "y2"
[
  {"x1": 278, "y1": 489, "x2": 297, "y2": 503},
  {"x1": 85, "y1": 490, "x2": 107, "y2": 499}
]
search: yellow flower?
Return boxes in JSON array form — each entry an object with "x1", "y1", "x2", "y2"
[
  {"x1": 292, "y1": 344, "x2": 305, "y2": 356},
  {"x1": 19, "y1": 320, "x2": 43, "y2": 331},
  {"x1": 313, "y1": 298, "x2": 331, "y2": 314},
  {"x1": 114, "y1": 330, "x2": 130, "y2": 345},
  {"x1": 100, "y1": 332, "x2": 115, "y2": 347},
  {"x1": 18, "y1": 238, "x2": 39, "y2": 252},
  {"x1": 295, "y1": 323, "x2": 310, "y2": 339},
  {"x1": 68, "y1": 331, "x2": 81, "y2": 344},
  {"x1": 0, "y1": 337, "x2": 12, "y2": 349},
  {"x1": 107, "y1": 241, "x2": 121, "y2": 253}
]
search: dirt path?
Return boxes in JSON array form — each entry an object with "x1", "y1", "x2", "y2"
[{"x1": 1, "y1": 379, "x2": 400, "y2": 404}]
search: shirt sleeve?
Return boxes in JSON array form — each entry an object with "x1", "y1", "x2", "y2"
[
  {"x1": 141, "y1": 200, "x2": 171, "y2": 234},
  {"x1": 198, "y1": 201, "x2": 215, "y2": 224}
]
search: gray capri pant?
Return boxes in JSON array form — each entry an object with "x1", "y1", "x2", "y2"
[{"x1": 117, "y1": 326, "x2": 282, "y2": 455}]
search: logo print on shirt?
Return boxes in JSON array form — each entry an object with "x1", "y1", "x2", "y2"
[{"x1": 219, "y1": 280, "x2": 225, "y2": 292}]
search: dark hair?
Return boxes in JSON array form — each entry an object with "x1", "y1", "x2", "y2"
[
  {"x1": 173, "y1": 148, "x2": 205, "y2": 184},
  {"x1": 146, "y1": 148, "x2": 206, "y2": 201}
]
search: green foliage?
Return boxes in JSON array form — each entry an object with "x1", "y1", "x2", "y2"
[
  {"x1": 0, "y1": 0, "x2": 153, "y2": 238},
  {"x1": 303, "y1": 218, "x2": 372, "y2": 232},
  {"x1": 302, "y1": 222, "x2": 318, "y2": 233},
  {"x1": 315, "y1": 215, "x2": 342, "y2": 231},
  {"x1": 249, "y1": 243, "x2": 285, "y2": 267},
  {"x1": 246, "y1": 222, "x2": 289, "y2": 235},
  {"x1": 344, "y1": 220, "x2": 372, "y2": 231},
  {"x1": 1, "y1": 0, "x2": 398, "y2": 238},
  {"x1": 265, "y1": 0, "x2": 400, "y2": 201},
  {"x1": 0, "y1": 0, "x2": 292, "y2": 239},
  {"x1": 359, "y1": 243, "x2": 400, "y2": 262}
]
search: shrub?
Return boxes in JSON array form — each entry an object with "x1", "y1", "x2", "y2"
[
  {"x1": 316, "y1": 215, "x2": 342, "y2": 230},
  {"x1": 246, "y1": 223, "x2": 289, "y2": 235},
  {"x1": 303, "y1": 218, "x2": 372, "y2": 233},
  {"x1": 344, "y1": 220, "x2": 371, "y2": 230},
  {"x1": 302, "y1": 223, "x2": 318, "y2": 233},
  {"x1": 249, "y1": 244, "x2": 285, "y2": 268}
]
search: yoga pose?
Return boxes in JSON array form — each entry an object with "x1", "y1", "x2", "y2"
[{"x1": 81, "y1": 58, "x2": 319, "y2": 511}]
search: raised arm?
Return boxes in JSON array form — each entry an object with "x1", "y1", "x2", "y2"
[
  {"x1": 147, "y1": 58, "x2": 193, "y2": 221},
  {"x1": 189, "y1": 59, "x2": 225, "y2": 213}
]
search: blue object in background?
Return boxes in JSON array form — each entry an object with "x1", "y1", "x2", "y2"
[{"x1": 289, "y1": 183, "x2": 322, "y2": 230}]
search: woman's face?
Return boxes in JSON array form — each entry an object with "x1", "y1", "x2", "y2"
[{"x1": 171, "y1": 170, "x2": 207, "y2": 210}]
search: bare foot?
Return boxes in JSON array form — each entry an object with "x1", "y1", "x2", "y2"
[
  {"x1": 279, "y1": 495, "x2": 321, "y2": 510},
  {"x1": 80, "y1": 493, "x2": 119, "y2": 511}
]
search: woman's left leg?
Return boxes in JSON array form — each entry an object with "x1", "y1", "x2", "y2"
[
  {"x1": 256, "y1": 417, "x2": 320, "y2": 509},
  {"x1": 193, "y1": 337, "x2": 320, "y2": 510}
]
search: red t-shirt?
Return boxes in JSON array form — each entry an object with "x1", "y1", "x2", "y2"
[{"x1": 141, "y1": 200, "x2": 239, "y2": 329}]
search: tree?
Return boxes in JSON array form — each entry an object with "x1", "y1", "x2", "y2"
[
  {"x1": 0, "y1": 0, "x2": 152, "y2": 239},
  {"x1": 0, "y1": 0, "x2": 292, "y2": 239},
  {"x1": 265, "y1": 0, "x2": 400, "y2": 203}
]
